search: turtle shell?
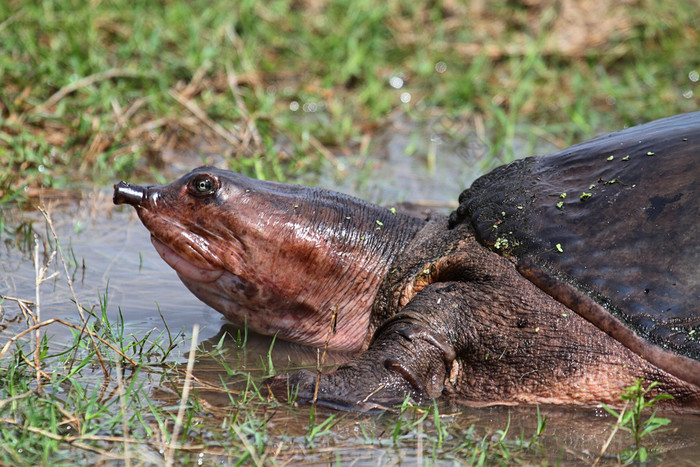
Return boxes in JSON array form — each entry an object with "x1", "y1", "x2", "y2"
[{"x1": 449, "y1": 112, "x2": 700, "y2": 384}]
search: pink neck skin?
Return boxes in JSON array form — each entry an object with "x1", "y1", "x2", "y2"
[{"x1": 135, "y1": 172, "x2": 424, "y2": 350}]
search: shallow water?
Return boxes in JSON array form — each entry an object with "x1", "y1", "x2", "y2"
[
  {"x1": 1, "y1": 196, "x2": 219, "y2": 347},
  {"x1": 1, "y1": 121, "x2": 699, "y2": 464}
]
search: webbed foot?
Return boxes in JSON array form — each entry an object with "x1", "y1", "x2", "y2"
[{"x1": 264, "y1": 320, "x2": 455, "y2": 411}]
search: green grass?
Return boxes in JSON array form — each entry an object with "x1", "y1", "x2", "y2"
[
  {"x1": 1, "y1": 0, "x2": 698, "y2": 463},
  {"x1": 0, "y1": 277, "x2": 547, "y2": 464},
  {"x1": 0, "y1": 328, "x2": 552, "y2": 465},
  {"x1": 1, "y1": 0, "x2": 699, "y2": 205},
  {"x1": 599, "y1": 380, "x2": 674, "y2": 464}
]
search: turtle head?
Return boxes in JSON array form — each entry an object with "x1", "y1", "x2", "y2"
[{"x1": 114, "y1": 166, "x2": 423, "y2": 350}]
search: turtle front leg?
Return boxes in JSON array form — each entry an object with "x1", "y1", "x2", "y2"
[{"x1": 264, "y1": 283, "x2": 463, "y2": 411}]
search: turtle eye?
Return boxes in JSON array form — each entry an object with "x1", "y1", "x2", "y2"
[{"x1": 188, "y1": 174, "x2": 218, "y2": 197}]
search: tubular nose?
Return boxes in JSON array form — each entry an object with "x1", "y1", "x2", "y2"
[{"x1": 113, "y1": 181, "x2": 147, "y2": 206}]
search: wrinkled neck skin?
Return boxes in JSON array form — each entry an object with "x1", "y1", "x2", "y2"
[{"x1": 134, "y1": 168, "x2": 425, "y2": 351}]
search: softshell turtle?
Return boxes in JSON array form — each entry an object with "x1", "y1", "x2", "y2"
[{"x1": 114, "y1": 112, "x2": 700, "y2": 411}]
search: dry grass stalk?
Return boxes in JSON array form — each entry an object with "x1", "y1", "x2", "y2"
[
  {"x1": 224, "y1": 26, "x2": 264, "y2": 155},
  {"x1": 169, "y1": 89, "x2": 242, "y2": 149},
  {"x1": 36, "y1": 68, "x2": 143, "y2": 112},
  {"x1": 165, "y1": 324, "x2": 199, "y2": 467},
  {"x1": 312, "y1": 305, "x2": 338, "y2": 405},
  {"x1": 115, "y1": 359, "x2": 132, "y2": 467},
  {"x1": 32, "y1": 235, "x2": 55, "y2": 393},
  {"x1": 0, "y1": 416, "x2": 205, "y2": 457},
  {"x1": 591, "y1": 400, "x2": 629, "y2": 467},
  {"x1": 36, "y1": 205, "x2": 110, "y2": 375},
  {"x1": 0, "y1": 317, "x2": 137, "y2": 366},
  {"x1": 231, "y1": 424, "x2": 265, "y2": 466}
]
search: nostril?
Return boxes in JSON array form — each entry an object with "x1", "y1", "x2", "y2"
[{"x1": 113, "y1": 181, "x2": 146, "y2": 206}]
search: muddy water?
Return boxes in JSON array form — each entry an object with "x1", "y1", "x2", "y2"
[{"x1": 2, "y1": 120, "x2": 699, "y2": 464}]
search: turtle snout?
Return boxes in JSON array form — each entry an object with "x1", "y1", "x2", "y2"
[{"x1": 113, "y1": 181, "x2": 153, "y2": 207}]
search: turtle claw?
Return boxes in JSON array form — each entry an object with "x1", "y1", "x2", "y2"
[{"x1": 384, "y1": 321, "x2": 457, "y2": 368}]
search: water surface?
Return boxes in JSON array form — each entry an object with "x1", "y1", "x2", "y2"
[{"x1": 1, "y1": 121, "x2": 698, "y2": 464}]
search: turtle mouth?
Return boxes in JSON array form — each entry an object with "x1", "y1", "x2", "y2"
[{"x1": 151, "y1": 236, "x2": 224, "y2": 283}]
